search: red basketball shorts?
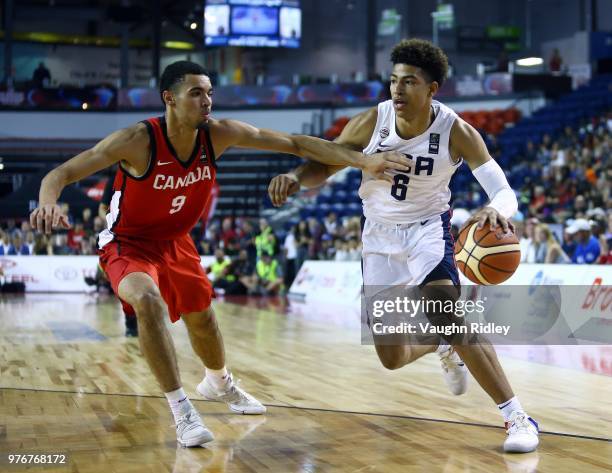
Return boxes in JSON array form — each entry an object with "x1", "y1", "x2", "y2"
[{"x1": 99, "y1": 233, "x2": 214, "y2": 322}]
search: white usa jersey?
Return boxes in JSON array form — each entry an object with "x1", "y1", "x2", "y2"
[{"x1": 359, "y1": 99, "x2": 462, "y2": 224}]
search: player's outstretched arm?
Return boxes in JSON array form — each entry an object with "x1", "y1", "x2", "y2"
[
  {"x1": 268, "y1": 108, "x2": 395, "y2": 207},
  {"x1": 30, "y1": 124, "x2": 149, "y2": 234},
  {"x1": 211, "y1": 113, "x2": 410, "y2": 180},
  {"x1": 451, "y1": 118, "x2": 518, "y2": 232}
]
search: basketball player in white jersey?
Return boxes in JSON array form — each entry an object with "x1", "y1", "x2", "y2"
[{"x1": 268, "y1": 39, "x2": 539, "y2": 453}]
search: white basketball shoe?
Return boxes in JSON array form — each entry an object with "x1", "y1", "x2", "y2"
[
  {"x1": 197, "y1": 374, "x2": 267, "y2": 415},
  {"x1": 504, "y1": 411, "x2": 540, "y2": 453},
  {"x1": 438, "y1": 346, "x2": 469, "y2": 395},
  {"x1": 176, "y1": 407, "x2": 214, "y2": 448}
]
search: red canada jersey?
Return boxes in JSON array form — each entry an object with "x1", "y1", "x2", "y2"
[{"x1": 98, "y1": 116, "x2": 217, "y2": 247}]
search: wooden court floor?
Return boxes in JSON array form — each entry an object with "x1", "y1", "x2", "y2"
[{"x1": 0, "y1": 293, "x2": 610, "y2": 473}]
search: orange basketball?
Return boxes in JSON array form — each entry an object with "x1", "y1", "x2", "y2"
[{"x1": 454, "y1": 222, "x2": 521, "y2": 285}]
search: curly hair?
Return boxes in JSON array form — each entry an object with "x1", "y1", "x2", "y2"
[{"x1": 390, "y1": 39, "x2": 448, "y2": 86}]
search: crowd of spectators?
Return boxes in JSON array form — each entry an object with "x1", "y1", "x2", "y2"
[
  {"x1": 511, "y1": 112, "x2": 608, "y2": 223},
  {"x1": 197, "y1": 214, "x2": 363, "y2": 295},
  {"x1": 0, "y1": 206, "x2": 103, "y2": 256},
  {"x1": 502, "y1": 111, "x2": 611, "y2": 265}
]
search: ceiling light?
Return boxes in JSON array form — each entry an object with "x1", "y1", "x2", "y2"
[{"x1": 516, "y1": 57, "x2": 543, "y2": 67}]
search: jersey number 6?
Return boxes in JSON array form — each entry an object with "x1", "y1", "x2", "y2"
[
  {"x1": 390, "y1": 174, "x2": 410, "y2": 201},
  {"x1": 170, "y1": 195, "x2": 186, "y2": 214}
]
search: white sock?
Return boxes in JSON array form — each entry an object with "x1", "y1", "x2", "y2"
[
  {"x1": 165, "y1": 387, "x2": 192, "y2": 422},
  {"x1": 435, "y1": 341, "x2": 449, "y2": 355},
  {"x1": 498, "y1": 396, "x2": 524, "y2": 422},
  {"x1": 205, "y1": 367, "x2": 230, "y2": 391}
]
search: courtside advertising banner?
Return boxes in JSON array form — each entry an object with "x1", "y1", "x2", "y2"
[{"x1": 0, "y1": 255, "x2": 216, "y2": 292}]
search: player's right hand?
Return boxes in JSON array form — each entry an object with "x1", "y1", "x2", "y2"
[
  {"x1": 30, "y1": 204, "x2": 71, "y2": 234},
  {"x1": 364, "y1": 151, "x2": 412, "y2": 183},
  {"x1": 268, "y1": 173, "x2": 300, "y2": 207}
]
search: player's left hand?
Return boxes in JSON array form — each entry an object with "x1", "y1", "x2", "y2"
[
  {"x1": 365, "y1": 151, "x2": 412, "y2": 183},
  {"x1": 468, "y1": 207, "x2": 514, "y2": 234}
]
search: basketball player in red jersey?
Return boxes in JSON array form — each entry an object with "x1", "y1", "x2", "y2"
[{"x1": 30, "y1": 61, "x2": 410, "y2": 448}]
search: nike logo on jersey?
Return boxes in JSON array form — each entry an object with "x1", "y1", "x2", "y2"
[{"x1": 157, "y1": 160, "x2": 173, "y2": 166}]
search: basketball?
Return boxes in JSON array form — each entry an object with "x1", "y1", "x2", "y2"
[{"x1": 454, "y1": 222, "x2": 521, "y2": 285}]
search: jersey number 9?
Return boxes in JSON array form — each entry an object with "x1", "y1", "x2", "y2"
[{"x1": 170, "y1": 195, "x2": 186, "y2": 214}]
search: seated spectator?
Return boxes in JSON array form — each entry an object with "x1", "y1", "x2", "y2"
[
  {"x1": 5, "y1": 219, "x2": 17, "y2": 235},
  {"x1": 80, "y1": 235, "x2": 96, "y2": 255},
  {"x1": 93, "y1": 216, "x2": 106, "y2": 233},
  {"x1": 600, "y1": 212, "x2": 612, "y2": 264},
  {"x1": 0, "y1": 230, "x2": 10, "y2": 255},
  {"x1": 559, "y1": 126, "x2": 577, "y2": 148},
  {"x1": 344, "y1": 216, "x2": 361, "y2": 240},
  {"x1": 232, "y1": 249, "x2": 256, "y2": 291},
  {"x1": 207, "y1": 249, "x2": 230, "y2": 282},
  {"x1": 525, "y1": 141, "x2": 537, "y2": 162},
  {"x1": 334, "y1": 240, "x2": 350, "y2": 261},
  {"x1": 255, "y1": 218, "x2": 277, "y2": 257},
  {"x1": 52, "y1": 233, "x2": 71, "y2": 255},
  {"x1": 529, "y1": 186, "x2": 546, "y2": 218},
  {"x1": 307, "y1": 217, "x2": 323, "y2": 258},
  {"x1": 318, "y1": 234, "x2": 335, "y2": 260},
  {"x1": 212, "y1": 250, "x2": 255, "y2": 295},
  {"x1": 8, "y1": 231, "x2": 30, "y2": 255},
  {"x1": 239, "y1": 220, "x2": 258, "y2": 264},
  {"x1": 590, "y1": 216, "x2": 610, "y2": 264},
  {"x1": 220, "y1": 217, "x2": 240, "y2": 255},
  {"x1": 199, "y1": 220, "x2": 219, "y2": 255},
  {"x1": 550, "y1": 143, "x2": 566, "y2": 168},
  {"x1": 82, "y1": 208, "x2": 94, "y2": 233},
  {"x1": 25, "y1": 231, "x2": 35, "y2": 254},
  {"x1": 324, "y1": 212, "x2": 339, "y2": 236},
  {"x1": 67, "y1": 223, "x2": 86, "y2": 254},
  {"x1": 347, "y1": 238, "x2": 362, "y2": 261},
  {"x1": 535, "y1": 224, "x2": 570, "y2": 263},
  {"x1": 20, "y1": 221, "x2": 31, "y2": 234},
  {"x1": 59, "y1": 203, "x2": 73, "y2": 225},
  {"x1": 231, "y1": 250, "x2": 258, "y2": 295},
  {"x1": 520, "y1": 218, "x2": 538, "y2": 263},
  {"x1": 566, "y1": 219, "x2": 600, "y2": 264},
  {"x1": 295, "y1": 220, "x2": 312, "y2": 270},
  {"x1": 244, "y1": 253, "x2": 283, "y2": 296},
  {"x1": 562, "y1": 226, "x2": 577, "y2": 260}
]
